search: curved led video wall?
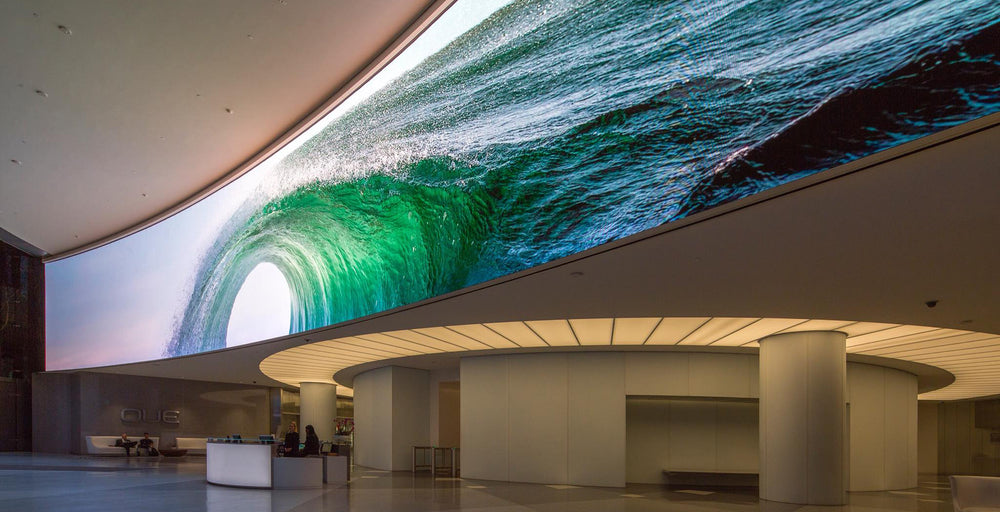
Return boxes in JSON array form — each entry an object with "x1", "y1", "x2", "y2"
[{"x1": 46, "y1": 0, "x2": 1000, "y2": 369}]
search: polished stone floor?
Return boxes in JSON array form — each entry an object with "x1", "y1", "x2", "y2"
[{"x1": 0, "y1": 453, "x2": 954, "y2": 512}]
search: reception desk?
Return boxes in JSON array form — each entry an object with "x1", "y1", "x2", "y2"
[
  {"x1": 206, "y1": 440, "x2": 273, "y2": 488},
  {"x1": 206, "y1": 439, "x2": 346, "y2": 489}
]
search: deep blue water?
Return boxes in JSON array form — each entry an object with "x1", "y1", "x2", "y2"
[{"x1": 168, "y1": 0, "x2": 1000, "y2": 355}]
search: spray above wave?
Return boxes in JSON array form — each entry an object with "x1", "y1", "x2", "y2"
[{"x1": 169, "y1": 0, "x2": 1000, "y2": 355}]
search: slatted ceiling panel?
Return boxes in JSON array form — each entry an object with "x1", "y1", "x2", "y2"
[
  {"x1": 484, "y1": 321, "x2": 548, "y2": 347},
  {"x1": 846, "y1": 325, "x2": 941, "y2": 348},
  {"x1": 356, "y1": 332, "x2": 445, "y2": 353},
  {"x1": 776, "y1": 319, "x2": 855, "y2": 333},
  {"x1": 849, "y1": 327, "x2": 963, "y2": 351},
  {"x1": 266, "y1": 355, "x2": 366, "y2": 367},
  {"x1": 413, "y1": 326, "x2": 493, "y2": 350},
  {"x1": 257, "y1": 316, "x2": 1000, "y2": 400},
  {"x1": 908, "y1": 349, "x2": 1000, "y2": 363},
  {"x1": 265, "y1": 352, "x2": 361, "y2": 365},
  {"x1": 907, "y1": 360, "x2": 1000, "y2": 371},
  {"x1": 712, "y1": 318, "x2": 807, "y2": 346},
  {"x1": 902, "y1": 336, "x2": 1000, "y2": 357},
  {"x1": 331, "y1": 337, "x2": 420, "y2": 357},
  {"x1": 524, "y1": 320, "x2": 578, "y2": 346},
  {"x1": 447, "y1": 324, "x2": 521, "y2": 348},
  {"x1": 612, "y1": 317, "x2": 661, "y2": 345},
  {"x1": 645, "y1": 317, "x2": 710, "y2": 345},
  {"x1": 838, "y1": 321, "x2": 900, "y2": 337},
  {"x1": 569, "y1": 318, "x2": 614, "y2": 345},
  {"x1": 858, "y1": 331, "x2": 986, "y2": 353},
  {"x1": 294, "y1": 341, "x2": 401, "y2": 359},
  {"x1": 860, "y1": 332, "x2": 994, "y2": 356},
  {"x1": 386, "y1": 330, "x2": 468, "y2": 352},
  {"x1": 677, "y1": 317, "x2": 759, "y2": 345}
]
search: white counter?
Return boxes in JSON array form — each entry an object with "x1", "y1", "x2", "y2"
[
  {"x1": 206, "y1": 441, "x2": 335, "y2": 489},
  {"x1": 206, "y1": 442, "x2": 272, "y2": 488}
]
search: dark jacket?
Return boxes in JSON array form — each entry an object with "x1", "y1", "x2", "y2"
[
  {"x1": 303, "y1": 432, "x2": 320, "y2": 456},
  {"x1": 283, "y1": 431, "x2": 300, "y2": 455}
]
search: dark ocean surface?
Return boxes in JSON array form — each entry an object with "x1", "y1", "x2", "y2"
[{"x1": 169, "y1": 0, "x2": 1000, "y2": 355}]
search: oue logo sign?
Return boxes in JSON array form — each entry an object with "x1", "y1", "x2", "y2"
[{"x1": 120, "y1": 409, "x2": 180, "y2": 425}]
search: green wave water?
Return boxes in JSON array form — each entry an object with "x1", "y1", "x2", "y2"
[
  {"x1": 168, "y1": 0, "x2": 1000, "y2": 356},
  {"x1": 168, "y1": 162, "x2": 494, "y2": 354}
]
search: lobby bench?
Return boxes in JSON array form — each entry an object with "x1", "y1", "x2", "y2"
[
  {"x1": 174, "y1": 437, "x2": 208, "y2": 455},
  {"x1": 663, "y1": 468, "x2": 758, "y2": 487},
  {"x1": 84, "y1": 436, "x2": 159, "y2": 455}
]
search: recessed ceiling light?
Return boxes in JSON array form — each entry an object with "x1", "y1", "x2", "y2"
[
  {"x1": 57, "y1": 24, "x2": 72, "y2": 35},
  {"x1": 35, "y1": 89, "x2": 47, "y2": 98},
  {"x1": 225, "y1": 107, "x2": 234, "y2": 114},
  {"x1": 10, "y1": 159, "x2": 21, "y2": 165}
]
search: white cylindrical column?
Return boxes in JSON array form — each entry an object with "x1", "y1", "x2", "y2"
[
  {"x1": 300, "y1": 382, "x2": 337, "y2": 442},
  {"x1": 759, "y1": 331, "x2": 846, "y2": 505}
]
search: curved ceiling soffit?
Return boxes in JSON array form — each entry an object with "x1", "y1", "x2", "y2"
[
  {"x1": 41, "y1": 0, "x2": 457, "y2": 261},
  {"x1": 259, "y1": 316, "x2": 998, "y2": 401}
]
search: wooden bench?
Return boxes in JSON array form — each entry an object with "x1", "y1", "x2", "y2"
[{"x1": 663, "y1": 468, "x2": 758, "y2": 487}]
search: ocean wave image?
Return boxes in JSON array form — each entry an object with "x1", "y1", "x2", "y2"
[{"x1": 168, "y1": 0, "x2": 1000, "y2": 356}]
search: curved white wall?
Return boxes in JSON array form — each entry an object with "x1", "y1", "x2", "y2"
[
  {"x1": 460, "y1": 351, "x2": 759, "y2": 486},
  {"x1": 354, "y1": 366, "x2": 430, "y2": 471},
  {"x1": 847, "y1": 363, "x2": 918, "y2": 491},
  {"x1": 456, "y1": 351, "x2": 918, "y2": 489}
]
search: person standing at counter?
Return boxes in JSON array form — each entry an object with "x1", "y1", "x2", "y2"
[
  {"x1": 303, "y1": 425, "x2": 319, "y2": 456},
  {"x1": 283, "y1": 421, "x2": 300, "y2": 456}
]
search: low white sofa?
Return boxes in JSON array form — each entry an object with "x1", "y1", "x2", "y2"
[
  {"x1": 174, "y1": 437, "x2": 207, "y2": 455},
  {"x1": 84, "y1": 435, "x2": 159, "y2": 455},
  {"x1": 950, "y1": 475, "x2": 1000, "y2": 512}
]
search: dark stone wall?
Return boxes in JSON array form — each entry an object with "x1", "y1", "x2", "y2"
[
  {"x1": 0, "y1": 240, "x2": 44, "y2": 451},
  {"x1": 33, "y1": 371, "x2": 277, "y2": 454}
]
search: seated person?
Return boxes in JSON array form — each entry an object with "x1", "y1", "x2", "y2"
[
  {"x1": 303, "y1": 425, "x2": 320, "y2": 456},
  {"x1": 282, "y1": 421, "x2": 300, "y2": 457},
  {"x1": 138, "y1": 433, "x2": 158, "y2": 456},
  {"x1": 115, "y1": 433, "x2": 137, "y2": 456}
]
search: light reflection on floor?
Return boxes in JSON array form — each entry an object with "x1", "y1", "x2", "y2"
[{"x1": 0, "y1": 453, "x2": 955, "y2": 512}]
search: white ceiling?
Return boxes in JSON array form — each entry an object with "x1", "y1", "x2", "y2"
[
  {"x1": 0, "y1": 0, "x2": 448, "y2": 256},
  {"x1": 87, "y1": 114, "x2": 1000, "y2": 400}
]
